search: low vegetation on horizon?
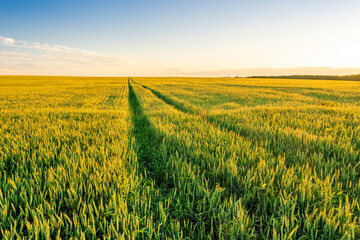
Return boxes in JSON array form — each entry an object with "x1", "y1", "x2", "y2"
[
  {"x1": 247, "y1": 74, "x2": 360, "y2": 81},
  {"x1": 0, "y1": 76, "x2": 359, "y2": 239}
]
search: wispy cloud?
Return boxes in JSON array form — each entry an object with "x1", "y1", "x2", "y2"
[
  {"x1": 0, "y1": 36, "x2": 136, "y2": 75},
  {"x1": 0, "y1": 36, "x2": 17, "y2": 46}
]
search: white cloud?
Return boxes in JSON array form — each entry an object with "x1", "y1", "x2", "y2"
[
  {"x1": 0, "y1": 36, "x2": 16, "y2": 46},
  {"x1": 0, "y1": 36, "x2": 137, "y2": 76}
]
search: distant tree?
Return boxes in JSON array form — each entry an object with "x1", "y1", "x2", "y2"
[{"x1": 247, "y1": 74, "x2": 360, "y2": 81}]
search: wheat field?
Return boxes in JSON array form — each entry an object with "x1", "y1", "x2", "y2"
[{"x1": 0, "y1": 76, "x2": 359, "y2": 239}]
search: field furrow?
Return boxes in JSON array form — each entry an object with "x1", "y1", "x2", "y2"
[{"x1": 128, "y1": 81, "x2": 257, "y2": 239}]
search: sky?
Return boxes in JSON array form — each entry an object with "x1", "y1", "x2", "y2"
[{"x1": 1, "y1": 0, "x2": 360, "y2": 76}]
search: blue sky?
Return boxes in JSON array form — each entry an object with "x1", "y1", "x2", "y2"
[{"x1": 1, "y1": 0, "x2": 360, "y2": 76}]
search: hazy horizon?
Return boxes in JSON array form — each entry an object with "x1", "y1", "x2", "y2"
[{"x1": 2, "y1": 67, "x2": 360, "y2": 78}]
